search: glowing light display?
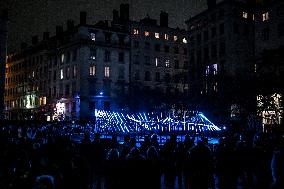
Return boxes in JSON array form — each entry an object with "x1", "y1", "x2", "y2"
[{"x1": 93, "y1": 109, "x2": 221, "y2": 134}]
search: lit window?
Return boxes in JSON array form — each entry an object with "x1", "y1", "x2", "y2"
[
  {"x1": 242, "y1": 11, "x2": 248, "y2": 19},
  {"x1": 262, "y1": 12, "x2": 269, "y2": 21},
  {"x1": 254, "y1": 64, "x2": 257, "y2": 73},
  {"x1": 164, "y1": 34, "x2": 169, "y2": 40},
  {"x1": 60, "y1": 69, "x2": 64, "y2": 79},
  {"x1": 145, "y1": 31, "x2": 150, "y2": 36},
  {"x1": 105, "y1": 66, "x2": 110, "y2": 78},
  {"x1": 205, "y1": 64, "x2": 218, "y2": 76},
  {"x1": 213, "y1": 82, "x2": 218, "y2": 92},
  {"x1": 155, "y1": 33, "x2": 160, "y2": 39},
  {"x1": 182, "y1": 38, "x2": 188, "y2": 44},
  {"x1": 91, "y1": 33, "x2": 96, "y2": 41},
  {"x1": 42, "y1": 97, "x2": 46, "y2": 105},
  {"x1": 32, "y1": 71, "x2": 35, "y2": 78},
  {"x1": 155, "y1": 57, "x2": 159, "y2": 67},
  {"x1": 61, "y1": 54, "x2": 64, "y2": 63},
  {"x1": 206, "y1": 66, "x2": 210, "y2": 76},
  {"x1": 165, "y1": 59, "x2": 170, "y2": 68},
  {"x1": 133, "y1": 28, "x2": 139, "y2": 35},
  {"x1": 89, "y1": 65, "x2": 96, "y2": 76},
  {"x1": 213, "y1": 64, "x2": 218, "y2": 75},
  {"x1": 90, "y1": 47, "x2": 96, "y2": 60},
  {"x1": 252, "y1": 14, "x2": 255, "y2": 21},
  {"x1": 173, "y1": 36, "x2": 178, "y2": 41}
]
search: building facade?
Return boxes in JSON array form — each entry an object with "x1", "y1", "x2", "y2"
[
  {"x1": 4, "y1": 5, "x2": 190, "y2": 121},
  {"x1": 128, "y1": 12, "x2": 189, "y2": 111},
  {"x1": 0, "y1": 11, "x2": 8, "y2": 120},
  {"x1": 186, "y1": 0, "x2": 256, "y2": 122},
  {"x1": 186, "y1": 0, "x2": 283, "y2": 127},
  {"x1": 254, "y1": 0, "x2": 284, "y2": 129},
  {"x1": 5, "y1": 12, "x2": 130, "y2": 120}
]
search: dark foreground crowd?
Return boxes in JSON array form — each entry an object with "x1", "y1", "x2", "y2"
[{"x1": 0, "y1": 123, "x2": 284, "y2": 189}]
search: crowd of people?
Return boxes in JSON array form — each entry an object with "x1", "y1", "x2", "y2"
[{"x1": 0, "y1": 122, "x2": 284, "y2": 189}]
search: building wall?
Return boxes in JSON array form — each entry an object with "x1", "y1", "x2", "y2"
[
  {"x1": 0, "y1": 11, "x2": 8, "y2": 119},
  {"x1": 129, "y1": 18, "x2": 189, "y2": 110},
  {"x1": 4, "y1": 19, "x2": 132, "y2": 120},
  {"x1": 254, "y1": 0, "x2": 284, "y2": 60}
]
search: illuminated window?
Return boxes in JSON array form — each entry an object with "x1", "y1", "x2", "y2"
[
  {"x1": 165, "y1": 59, "x2": 170, "y2": 68},
  {"x1": 133, "y1": 28, "x2": 139, "y2": 35},
  {"x1": 254, "y1": 64, "x2": 257, "y2": 73},
  {"x1": 105, "y1": 66, "x2": 110, "y2": 78},
  {"x1": 155, "y1": 33, "x2": 160, "y2": 39},
  {"x1": 252, "y1": 14, "x2": 255, "y2": 21},
  {"x1": 61, "y1": 54, "x2": 64, "y2": 63},
  {"x1": 89, "y1": 65, "x2": 96, "y2": 76},
  {"x1": 32, "y1": 71, "x2": 35, "y2": 78},
  {"x1": 91, "y1": 33, "x2": 96, "y2": 41},
  {"x1": 164, "y1": 34, "x2": 169, "y2": 40},
  {"x1": 60, "y1": 69, "x2": 64, "y2": 79},
  {"x1": 205, "y1": 64, "x2": 218, "y2": 76},
  {"x1": 182, "y1": 38, "x2": 188, "y2": 44},
  {"x1": 40, "y1": 96, "x2": 46, "y2": 105},
  {"x1": 213, "y1": 64, "x2": 218, "y2": 75},
  {"x1": 242, "y1": 11, "x2": 248, "y2": 19},
  {"x1": 262, "y1": 12, "x2": 269, "y2": 21},
  {"x1": 90, "y1": 47, "x2": 96, "y2": 60},
  {"x1": 144, "y1": 31, "x2": 150, "y2": 36},
  {"x1": 206, "y1": 66, "x2": 210, "y2": 76},
  {"x1": 213, "y1": 82, "x2": 218, "y2": 92},
  {"x1": 155, "y1": 57, "x2": 159, "y2": 67},
  {"x1": 257, "y1": 93, "x2": 283, "y2": 127},
  {"x1": 173, "y1": 36, "x2": 178, "y2": 41}
]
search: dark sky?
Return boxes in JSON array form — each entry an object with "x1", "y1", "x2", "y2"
[{"x1": 2, "y1": 0, "x2": 221, "y2": 52}]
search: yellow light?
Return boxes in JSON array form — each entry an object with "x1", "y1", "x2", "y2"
[{"x1": 144, "y1": 31, "x2": 149, "y2": 36}]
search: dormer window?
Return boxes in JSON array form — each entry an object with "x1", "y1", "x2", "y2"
[
  {"x1": 91, "y1": 33, "x2": 96, "y2": 41},
  {"x1": 155, "y1": 33, "x2": 160, "y2": 39},
  {"x1": 242, "y1": 11, "x2": 248, "y2": 19},
  {"x1": 134, "y1": 28, "x2": 139, "y2": 35},
  {"x1": 262, "y1": 12, "x2": 269, "y2": 21}
]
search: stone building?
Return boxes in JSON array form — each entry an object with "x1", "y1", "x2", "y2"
[
  {"x1": 185, "y1": 0, "x2": 256, "y2": 121},
  {"x1": 4, "y1": 4, "x2": 190, "y2": 120},
  {"x1": 128, "y1": 11, "x2": 189, "y2": 111},
  {"x1": 5, "y1": 12, "x2": 130, "y2": 120}
]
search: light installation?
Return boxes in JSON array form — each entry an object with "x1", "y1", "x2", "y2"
[{"x1": 93, "y1": 109, "x2": 221, "y2": 134}]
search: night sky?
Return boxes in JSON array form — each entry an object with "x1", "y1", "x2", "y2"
[{"x1": 2, "y1": 0, "x2": 222, "y2": 53}]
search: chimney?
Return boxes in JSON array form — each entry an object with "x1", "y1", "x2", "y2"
[
  {"x1": 32, "y1": 36, "x2": 38, "y2": 45},
  {"x1": 120, "y1": 4, "x2": 129, "y2": 21},
  {"x1": 160, "y1": 11, "x2": 168, "y2": 27},
  {"x1": 67, "y1": 20, "x2": 74, "y2": 31},
  {"x1": 43, "y1": 32, "x2": 49, "y2": 41},
  {"x1": 207, "y1": 0, "x2": 216, "y2": 9},
  {"x1": 56, "y1": 25, "x2": 63, "y2": 37},
  {"x1": 113, "y1": 9, "x2": 119, "y2": 22},
  {"x1": 80, "y1": 11, "x2": 87, "y2": 25},
  {"x1": 20, "y1": 42, "x2": 27, "y2": 50}
]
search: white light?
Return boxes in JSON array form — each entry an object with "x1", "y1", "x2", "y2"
[
  {"x1": 91, "y1": 33, "x2": 96, "y2": 41},
  {"x1": 182, "y1": 38, "x2": 187, "y2": 44},
  {"x1": 56, "y1": 102, "x2": 65, "y2": 114},
  {"x1": 155, "y1": 33, "x2": 160, "y2": 39}
]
